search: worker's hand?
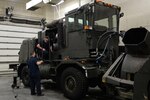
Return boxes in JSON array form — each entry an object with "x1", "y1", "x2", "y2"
[
  {"x1": 50, "y1": 46, "x2": 53, "y2": 52},
  {"x1": 37, "y1": 60, "x2": 44, "y2": 65},
  {"x1": 41, "y1": 60, "x2": 44, "y2": 63},
  {"x1": 42, "y1": 48, "x2": 46, "y2": 51}
]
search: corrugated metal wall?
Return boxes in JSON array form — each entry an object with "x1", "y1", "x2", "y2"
[{"x1": 0, "y1": 22, "x2": 41, "y2": 70}]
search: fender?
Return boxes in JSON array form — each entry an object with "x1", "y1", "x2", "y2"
[{"x1": 56, "y1": 60, "x2": 99, "y2": 78}]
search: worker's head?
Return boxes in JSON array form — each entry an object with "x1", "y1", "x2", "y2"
[
  {"x1": 30, "y1": 51, "x2": 36, "y2": 57},
  {"x1": 44, "y1": 36, "x2": 49, "y2": 42}
]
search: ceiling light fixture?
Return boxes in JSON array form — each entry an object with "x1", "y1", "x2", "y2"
[
  {"x1": 51, "y1": 0, "x2": 64, "y2": 6},
  {"x1": 57, "y1": 0, "x2": 64, "y2": 5},
  {"x1": 26, "y1": 0, "x2": 42, "y2": 10},
  {"x1": 51, "y1": 5, "x2": 56, "y2": 7},
  {"x1": 43, "y1": 0, "x2": 52, "y2": 4},
  {"x1": 26, "y1": 0, "x2": 64, "y2": 10}
]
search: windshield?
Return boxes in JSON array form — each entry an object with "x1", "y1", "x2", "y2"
[
  {"x1": 67, "y1": 11, "x2": 84, "y2": 32},
  {"x1": 94, "y1": 4, "x2": 118, "y2": 32}
]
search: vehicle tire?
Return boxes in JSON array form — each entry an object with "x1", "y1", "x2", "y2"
[
  {"x1": 21, "y1": 66, "x2": 30, "y2": 87},
  {"x1": 61, "y1": 67, "x2": 88, "y2": 100}
]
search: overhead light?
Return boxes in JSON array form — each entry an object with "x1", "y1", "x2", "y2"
[
  {"x1": 51, "y1": 0, "x2": 64, "y2": 6},
  {"x1": 57, "y1": 0, "x2": 64, "y2": 5},
  {"x1": 51, "y1": 4, "x2": 56, "y2": 7},
  {"x1": 43, "y1": 0, "x2": 51, "y2": 4},
  {"x1": 26, "y1": 0, "x2": 64, "y2": 10},
  {"x1": 26, "y1": 0, "x2": 42, "y2": 10}
]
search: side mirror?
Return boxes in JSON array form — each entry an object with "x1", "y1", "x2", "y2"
[{"x1": 120, "y1": 12, "x2": 124, "y2": 18}]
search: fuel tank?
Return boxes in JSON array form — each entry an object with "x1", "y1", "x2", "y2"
[{"x1": 38, "y1": 63, "x2": 51, "y2": 79}]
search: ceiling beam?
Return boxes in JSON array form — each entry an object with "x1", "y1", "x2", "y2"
[
  {"x1": 26, "y1": 0, "x2": 63, "y2": 11},
  {"x1": 26, "y1": 0, "x2": 42, "y2": 10}
]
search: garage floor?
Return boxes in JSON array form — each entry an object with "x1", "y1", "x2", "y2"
[{"x1": 0, "y1": 75, "x2": 120, "y2": 100}]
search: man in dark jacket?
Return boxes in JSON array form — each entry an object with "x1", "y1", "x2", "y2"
[
  {"x1": 36, "y1": 36, "x2": 50, "y2": 60},
  {"x1": 27, "y1": 51, "x2": 44, "y2": 96}
]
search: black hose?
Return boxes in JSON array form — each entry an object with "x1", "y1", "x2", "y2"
[
  {"x1": 96, "y1": 31, "x2": 115, "y2": 49},
  {"x1": 96, "y1": 35, "x2": 111, "y2": 62}
]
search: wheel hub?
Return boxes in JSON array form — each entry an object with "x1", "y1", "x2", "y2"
[{"x1": 65, "y1": 76, "x2": 76, "y2": 93}]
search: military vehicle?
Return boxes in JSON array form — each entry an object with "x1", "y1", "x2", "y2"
[{"x1": 10, "y1": 0, "x2": 125, "y2": 99}]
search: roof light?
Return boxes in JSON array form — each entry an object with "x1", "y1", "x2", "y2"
[
  {"x1": 103, "y1": 3, "x2": 113, "y2": 7},
  {"x1": 108, "y1": 3, "x2": 112, "y2": 7},
  {"x1": 84, "y1": 25, "x2": 92, "y2": 30},
  {"x1": 96, "y1": 0, "x2": 103, "y2": 3}
]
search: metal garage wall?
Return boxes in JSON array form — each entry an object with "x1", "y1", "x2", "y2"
[{"x1": 0, "y1": 23, "x2": 41, "y2": 71}]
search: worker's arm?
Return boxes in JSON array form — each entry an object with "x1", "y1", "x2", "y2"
[
  {"x1": 36, "y1": 60, "x2": 43, "y2": 65},
  {"x1": 37, "y1": 44, "x2": 45, "y2": 51}
]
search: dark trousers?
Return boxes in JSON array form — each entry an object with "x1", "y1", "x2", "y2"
[
  {"x1": 30, "y1": 76, "x2": 41, "y2": 95},
  {"x1": 39, "y1": 50, "x2": 49, "y2": 60},
  {"x1": 43, "y1": 50, "x2": 49, "y2": 60}
]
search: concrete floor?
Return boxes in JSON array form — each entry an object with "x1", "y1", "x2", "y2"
[{"x1": 0, "y1": 75, "x2": 120, "y2": 100}]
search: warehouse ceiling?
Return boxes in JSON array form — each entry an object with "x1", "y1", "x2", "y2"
[
  {"x1": 3, "y1": 0, "x2": 128, "y2": 5},
  {"x1": 5, "y1": 0, "x2": 30, "y2": 3}
]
